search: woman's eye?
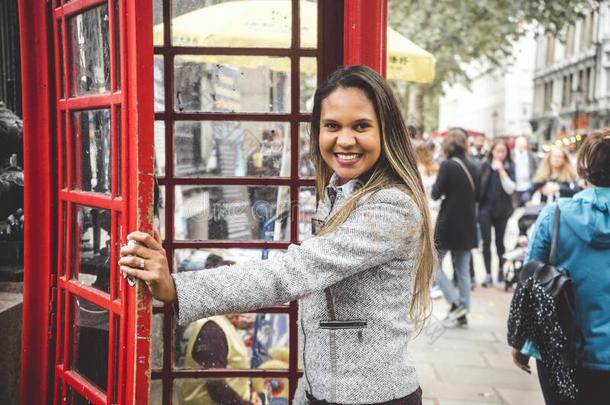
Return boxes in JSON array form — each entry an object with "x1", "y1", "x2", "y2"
[
  {"x1": 324, "y1": 123, "x2": 338, "y2": 130},
  {"x1": 354, "y1": 123, "x2": 370, "y2": 131}
]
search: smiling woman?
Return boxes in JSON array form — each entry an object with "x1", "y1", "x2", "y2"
[
  {"x1": 120, "y1": 65, "x2": 434, "y2": 405},
  {"x1": 319, "y1": 87, "x2": 382, "y2": 185}
]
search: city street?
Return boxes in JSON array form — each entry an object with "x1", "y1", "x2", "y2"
[{"x1": 411, "y1": 210, "x2": 546, "y2": 405}]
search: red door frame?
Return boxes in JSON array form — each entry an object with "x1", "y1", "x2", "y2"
[
  {"x1": 344, "y1": 0, "x2": 388, "y2": 77},
  {"x1": 18, "y1": 0, "x2": 386, "y2": 403},
  {"x1": 18, "y1": 0, "x2": 154, "y2": 404}
]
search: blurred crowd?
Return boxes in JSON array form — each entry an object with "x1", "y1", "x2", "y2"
[{"x1": 413, "y1": 128, "x2": 585, "y2": 327}]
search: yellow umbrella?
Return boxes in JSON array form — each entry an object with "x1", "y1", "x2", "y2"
[{"x1": 155, "y1": 0, "x2": 435, "y2": 83}]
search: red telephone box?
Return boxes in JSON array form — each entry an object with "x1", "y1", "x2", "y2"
[{"x1": 19, "y1": 1, "x2": 387, "y2": 404}]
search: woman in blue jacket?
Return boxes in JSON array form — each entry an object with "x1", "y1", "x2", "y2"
[{"x1": 511, "y1": 129, "x2": 610, "y2": 405}]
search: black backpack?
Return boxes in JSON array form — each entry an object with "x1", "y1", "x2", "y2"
[{"x1": 508, "y1": 205, "x2": 583, "y2": 402}]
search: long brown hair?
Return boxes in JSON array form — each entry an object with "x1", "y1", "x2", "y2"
[{"x1": 309, "y1": 65, "x2": 435, "y2": 327}]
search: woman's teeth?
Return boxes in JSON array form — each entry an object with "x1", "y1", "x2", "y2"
[{"x1": 335, "y1": 153, "x2": 362, "y2": 160}]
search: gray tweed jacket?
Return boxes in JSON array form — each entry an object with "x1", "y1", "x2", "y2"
[{"x1": 172, "y1": 179, "x2": 423, "y2": 404}]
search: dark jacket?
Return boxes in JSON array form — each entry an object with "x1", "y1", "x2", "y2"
[
  {"x1": 478, "y1": 160, "x2": 515, "y2": 219},
  {"x1": 432, "y1": 153, "x2": 480, "y2": 250},
  {"x1": 530, "y1": 178, "x2": 581, "y2": 204}
]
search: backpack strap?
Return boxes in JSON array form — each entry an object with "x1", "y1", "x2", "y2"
[{"x1": 549, "y1": 205, "x2": 561, "y2": 266}]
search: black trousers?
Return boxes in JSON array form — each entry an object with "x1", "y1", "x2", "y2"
[
  {"x1": 478, "y1": 212, "x2": 509, "y2": 276},
  {"x1": 537, "y1": 360, "x2": 610, "y2": 405},
  {"x1": 306, "y1": 387, "x2": 422, "y2": 405}
]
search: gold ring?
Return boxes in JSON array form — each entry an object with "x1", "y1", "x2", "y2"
[{"x1": 139, "y1": 258, "x2": 145, "y2": 269}]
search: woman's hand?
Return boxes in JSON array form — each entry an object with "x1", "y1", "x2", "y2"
[
  {"x1": 119, "y1": 230, "x2": 177, "y2": 303},
  {"x1": 492, "y1": 159, "x2": 506, "y2": 175},
  {"x1": 511, "y1": 347, "x2": 531, "y2": 374}
]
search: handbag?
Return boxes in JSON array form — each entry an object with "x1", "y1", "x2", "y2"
[{"x1": 512, "y1": 205, "x2": 583, "y2": 401}]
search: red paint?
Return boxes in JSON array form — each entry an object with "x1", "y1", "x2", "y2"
[
  {"x1": 343, "y1": 0, "x2": 388, "y2": 77},
  {"x1": 19, "y1": 0, "x2": 53, "y2": 402}
]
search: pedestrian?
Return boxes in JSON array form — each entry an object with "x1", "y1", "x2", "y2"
[
  {"x1": 119, "y1": 65, "x2": 434, "y2": 404},
  {"x1": 431, "y1": 128, "x2": 480, "y2": 327},
  {"x1": 470, "y1": 132, "x2": 488, "y2": 163},
  {"x1": 415, "y1": 139, "x2": 443, "y2": 299},
  {"x1": 512, "y1": 136, "x2": 538, "y2": 207},
  {"x1": 478, "y1": 138, "x2": 516, "y2": 286},
  {"x1": 529, "y1": 146, "x2": 580, "y2": 205},
  {"x1": 509, "y1": 129, "x2": 610, "y2": 405}
]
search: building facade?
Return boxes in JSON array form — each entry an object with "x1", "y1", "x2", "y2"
[
  {"x1": 438, "y1": 33, "x2": 536, "y2": 139},
  {"x1": 531, "y1": 4, "x2": 610, "y2": 143}
]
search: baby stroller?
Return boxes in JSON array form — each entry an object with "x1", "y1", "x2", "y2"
[{"x1": 502, "y1": 205, "x2": 543, "y2": 291}]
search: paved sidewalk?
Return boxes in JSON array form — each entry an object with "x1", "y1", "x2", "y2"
[
  {"x1": 411, "y1": 209, "x2": 545, "y2": 404},
  {"x1": 411, "y1": 285, "x2": 545, "y2": 405}
]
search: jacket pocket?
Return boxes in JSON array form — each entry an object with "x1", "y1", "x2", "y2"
[{"x1": 319, "y1": 320, "x2": 367, "y2": 329}]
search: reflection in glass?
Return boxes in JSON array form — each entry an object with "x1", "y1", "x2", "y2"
[
  {"x1": 174, "y1": 312, "x2": 290, "y2": 370},
  {"x1": 152, "y1": 0, "x2": 164, "y2": 46},
  {"x1": 300, "y1": 57, "x2": 317, "y2": 112},
  {"x1": 301, "y1": 0, "x2": 318, "y2": 48},
  {"x1": 149, "y1": 379, "x2": 163, "y2": 405},
  {"x1": 154, "y1": 55, "x2": 164, "y2": 112},
  {"x1": 174, "y1": 377, "x2": 290, "y2": 404},
  {"x1": 174, "y1": 185, "x2": 290, "y2": 241},
  {"x1": 72, "y1": 205, "x2": 112, "y2": 293},
  {"x1": 174, "y1": 56, "x2": 290, "y2": 113},
  {"x1": 157, "y1": 185, "x2": 166, "y2": 241},
  {"x1": 62, "y1": 112, "x2": 67, "y2": 188},
  {"x1": 174, "y1": 248, "x2": 285, "y2": 273},
  {"x1": 299, "y1": 187, "x2": 316, "y2": 241},
  {"x1": 116, "y1": 108, "x2": 122, "y2": 196},
  {"x1": 113, "y1": 0, "x2": 121, "y2": 90},
  {"x1": 154, "y1": 121, "x2": 166, "y2": 176},
  {"x1": 173, "y1": 121, "x2": 290, "y2": 177},
  {"x1": 112, "y1": 316, "x2": 119, "y2": 403},
  {"x1": 71, "y1": 109, "x2": 112, "y2": 194},
  {"x1": 168, "y1": 0, "x2": 291, "y2": 48},
  {"x1": 58, "y1": 20, "x2": 65, "y2": 98},
  {"x1": 71, "y1": 295, "x2": 109, "y2": 391},
  {"x1": 299, "y1": 122, "x2": 315, "y2": 178},
  {"x1": 151, "y1": 313, "x2": 164, "y2": 370},
  {"x1": 69, "y1": 4, "x2": 110, "y2": 96}
]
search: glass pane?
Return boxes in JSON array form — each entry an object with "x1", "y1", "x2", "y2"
[
  {"x1": 72, "y1": 205, "x2": 112, "y2": 293},
  {"x1": 61, "y1": 202, "x2": 67, "y2": 276},
  {"x1": 301, "y1": 0, "x2": 317, "y2": 48},
  {"x1": 300, "y1": 57, "x2": 316, "y2": 112},
  {"x1": 175, "y1": 248, "x2": 285, "y2": 272},
  {"x1": 174, "y1": 56, "x2": 290, "y2": 113},
  {"x1": 299, "y1": 122, "x2": 315, "y2": 178},
  {"x1": 57, "y1": 292, "x2": 65, "y2": 363},
  {"x1": 174, "y1": 311, "x2": 290, "y2": 370},
  {"x1": 152, "y1": 0, "x2": 164, "y2": 46},
  {"x1": 157, "y1": 185, "x2": 166, "y2": 241},
  {"x1": 154, "y1": 55, "x2": 164, "y2": 112},
  {"x1": 170, "y1": 0, "x2": 291, "y2": 48},
  {"x1": 112, "y1": 316, "x2": 119, "y2": 403},
  {"x1": 299, "y1": 187, "x2": 316, "y2": 241},
  {"x1": 174, "y1": 121, "x2": 290, "y2": 177},
  {"x1": 62, "y1": 112, "x2": 67, "y2": 188},
  {"x1": 58, "y1": 20, "x2": 65, "y2": 98},
  {"x1": 69, "y1": 4, "x2": 111, "y2": 96},
  {"x1": 174, "y1": 185, "x2": 290, "y2": 241},
  {"x1": 154, "y1": 121, "x2": 166, "y2": 176},
  {"x1": 71, "y1": 109, "x2": 112, "y2": 195},
  {"x1": 115, "y1": 107, "x2": 122, "y2": 196},
  {"x1": 71, "y1": 295, "x2": 109, "y2": 391},
  {"x1": 174, "y1": 378, "x2": 290, "y2": 403},
  {"x1": 151, "y1": 312, "x2": 164, "y2": 370},
  {"x1": 149, "y1": 379, "x2": 163, "y2": 405},
  {"x1": 113, "y1": 0, "x2": 121, "y2": 90}
]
